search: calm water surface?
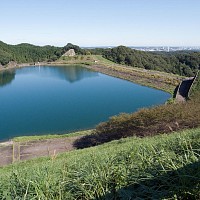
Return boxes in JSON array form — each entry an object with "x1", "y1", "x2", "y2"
[{"x1": 0, "y1": 65, "x2": 171, "y2": 140}]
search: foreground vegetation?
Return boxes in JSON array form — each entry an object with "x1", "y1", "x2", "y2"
[
  {"x1": 75, "y1": 98, "x2": 200, "y2": 148},
  {"x1": 0, "y1": 128, "x2": 199, "y2": 199}
]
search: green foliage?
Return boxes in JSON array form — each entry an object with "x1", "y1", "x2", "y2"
[
  {"x1": 102, "y1": 46, "x2": 200, "y2": 77},
  {"x1": 0, "y1": 129, "x2": 199, "y2": 199},
  {"x1": 75, "y1": 90, "x2": 200, "y2": 148},
  {"x1": 63, "y1": 43, "x2": 86, "y2": 55},
  {"x1": 1, "y1": 41, "x2": 199, "y2": 78},
  {"x1": 13, "y1": 130, "x2": 93, "y2": 143},
  {"x1": 88, "y1": 48, "x2": 108, "y2": 55},
  {"x1": 189, "y1": 71, "x2": 200, "y2": 97},
  {"x1": 0, "y1": 50, "x2": 12, "y2": 65},
  {"x1": 0, "y1": 41, "x2": 86, "y2": 65}
]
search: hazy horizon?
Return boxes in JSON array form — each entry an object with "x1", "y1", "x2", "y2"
[
  {"x1": 1, "y1": 40, "x2": 200, "y2": 48},
  {"x1": 0, "y1": 0, "x2": 200, "y2": 47}
]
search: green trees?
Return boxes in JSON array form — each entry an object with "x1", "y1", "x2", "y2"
[
  {"x1": 0, "y1": 40, "x2": 200, "y2": 78},
  {"x1": 0, "y1": 41, "x2": 83, "y2": 66},
  {"x1": 0, "y1": 43, "x2": 13, "y2": 65},
  {"x1": 63, "y1": 43, "x2": 86, "y2": 55},
  {"x1": 102, "y1": 46, "x2": 200, "y2": 77},
  {"x1": 0, "y1": 41, "x2": 89, "y2": 66}
]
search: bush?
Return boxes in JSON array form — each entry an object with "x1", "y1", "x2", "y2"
[{"x1": 74, "y1": 92, "x2": 200, "y2": 149}]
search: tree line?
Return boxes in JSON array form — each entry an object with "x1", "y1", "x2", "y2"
[
  {"x1": 1, "y1": 41, "x2": 200, "y2": 77},
  {"x1": 0, "y1": 41, "x2": 85, "y2": 65},
  {"x1": 100, "y1": 46, "x2": 200, "y2": 77}
]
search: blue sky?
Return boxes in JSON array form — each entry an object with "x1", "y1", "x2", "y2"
[{"x1": 0, "y1": 0, "x2": 199, "y2": 46}]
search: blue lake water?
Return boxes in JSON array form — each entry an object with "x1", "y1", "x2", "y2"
[{"x1": 0, "y1": 65, "x2": 171, "y2": 140}]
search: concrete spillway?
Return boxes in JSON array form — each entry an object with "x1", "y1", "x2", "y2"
[{"x1": 175, "y1": 76, "x2": 195, "y2": 102}]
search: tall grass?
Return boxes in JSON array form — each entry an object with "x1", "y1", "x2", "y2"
[
  {"x1": 189, "y1": 70, "x2": 200, "y2": 97},
  {"x1": 0, "y1": 129, "x2": 199, "y2": 199}
]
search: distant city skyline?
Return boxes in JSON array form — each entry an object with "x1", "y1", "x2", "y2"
[{"x1": 0, "y1": 0, "x2": 200, "y2": 47}]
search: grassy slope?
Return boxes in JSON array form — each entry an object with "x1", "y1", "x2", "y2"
[
  {"x1": 189, "y1": 70, "x2": 200, "y2": 97},
  {"x1": 0, "y1": 128, "x2": 199, "y2": 199},
  {"x1": 12, "y1": 130, "x2": 93, "y2": 143}
]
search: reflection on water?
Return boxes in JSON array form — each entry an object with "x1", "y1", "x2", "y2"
[
  {"x1": 16, "y1": 65, "x2": 99, "y2": 83},
  {"x1": 0, "y1": 65, "x2": 171, "y2": 141},
  {"x1": 0, "y1": 70, "x2": 15, "y2": 87},
  {"x1": 45, "y1": 66, "x2": 99, "y2": 83}
]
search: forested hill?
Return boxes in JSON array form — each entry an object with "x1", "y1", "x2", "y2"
[
  {"x1": 101, "y1": 46, "x2": 200, "y2": 77},
  {"x1": 0, "y1": 41, "x2": 84, "y2": 65},
  {"x1": 1, "y1": 41, "x2": 200, "y2": 77}
]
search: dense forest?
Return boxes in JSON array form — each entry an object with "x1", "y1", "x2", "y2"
[
  {"x1": 1, "y1": 41, "x2": 200, "y2": 77},
  {"x1": 101, "y1": 46, "x2": 200, "y2": 77},
  {"x1": 0, "y1": 41, "x2": 85, "y2": 65}
]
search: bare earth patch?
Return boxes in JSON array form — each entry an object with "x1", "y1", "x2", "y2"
[{"x1": 0, "y1": 136, "x2": 81, "y2": 167}]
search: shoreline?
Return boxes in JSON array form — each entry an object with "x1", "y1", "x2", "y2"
[
  {"x1": 0, "y1": 130, "x2": 93, "y2": 166},
  {"x1": 83, "y1": 64, "x2": 177, "y2": 94},
  {"x1": 0, "y1": 58, "x2": 181, "y2": 146},
  {"x1": 0, "y1": 59, "x2": 182, "y2": 94},
  {"x1": 0, "y1": 62, "x2": 32, "y2": 72}
]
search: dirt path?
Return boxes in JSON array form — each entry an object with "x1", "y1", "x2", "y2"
[{"x1": 0, "y1": 136, "x2": 81, "y2": 167}]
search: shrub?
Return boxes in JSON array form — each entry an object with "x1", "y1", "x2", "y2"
[{"x1": 74, "y1": 92, "x2": 200, "y2": 149}]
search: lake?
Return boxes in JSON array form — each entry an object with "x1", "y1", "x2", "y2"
[{"x1": 0, "y1": 65, "x2": 171, "y2": 141}]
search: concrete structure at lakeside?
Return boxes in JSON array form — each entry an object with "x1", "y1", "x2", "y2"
[{"x1": 62, "y1": 49, "x2": 76, "y2": 57}]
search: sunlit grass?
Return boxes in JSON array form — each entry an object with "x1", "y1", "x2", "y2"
[
  {"x1": 12, "y1": 130, "x2": 93, "y2": 143},
  {"x1": 0, "y1": 128, "x2": 199, "y2": 199}
]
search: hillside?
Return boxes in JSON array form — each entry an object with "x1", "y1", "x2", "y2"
[
  {"x1": 189, "y1": 70, "x2": 200, "y2": 97},
  {"x1": 102, "y1": 46, "x2": 200, "y2": 77},
  {"x1": 0, "y1": 41, "x2": 84, "y2": 65},
  {"x1": 0, "y1": 128, "x2": 199, "y2": 199},
  {"x1": 1, "y1": 41, "x2": 200, "y2": 78}
]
